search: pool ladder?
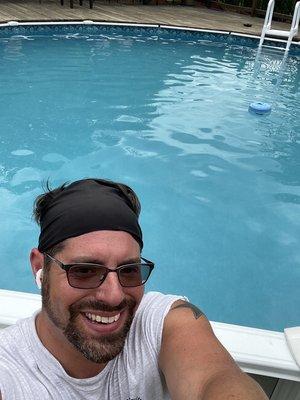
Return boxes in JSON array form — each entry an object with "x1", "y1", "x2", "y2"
[{"x1": 259, "y1": 0, "x2": 300, "y2": 52}]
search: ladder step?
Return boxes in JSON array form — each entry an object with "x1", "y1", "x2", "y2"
[
  {"x1": 260, "y1": 0, "x2": 300, "y2": 52},
  {"x1": 262, "y1": 44, "x2": 285, "y2": 50},
  {"x1": 266, "y1": 29, "x2": 291, "y2": 38}
]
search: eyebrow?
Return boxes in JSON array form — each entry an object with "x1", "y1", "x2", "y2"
[{"x1": 67, "y1": 257, "x2": 141, "y2": 266}]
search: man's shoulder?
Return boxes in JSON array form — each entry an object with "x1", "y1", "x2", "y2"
[
  {"x1": 133, "y1": 291, "x2": 187, "y2": 334},
  {"x1": 0, "y1": 316, "x2": 33, "y2": 356},
  {"x1": 138, "y1": 291, "x2": 188, "y2": 314},
  {"x1": 0, "y1": 317, "x2": 35, "y2": 386},
  {"x1": 0, "y1": 323, "x2": 20, "y2": 344},
  {"x1": 123, "y1": 292, "x2": 188, "y2": 364},
  {"x1": 0, "y1": 325, "x2": 20, "y2": 361},
  {"x1": 0, "y1": 325, "x2": 23, "y2": 383},
  {"x1": 0, "y1": 318, "x2": 24, "y2": 335}
]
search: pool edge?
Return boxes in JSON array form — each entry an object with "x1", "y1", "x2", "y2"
[{"x1": 0, "y1": 20, "x2": 299, "y2": 49}]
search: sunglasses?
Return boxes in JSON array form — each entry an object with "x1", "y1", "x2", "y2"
[{"x1": 44, "y1": 253, "x2": 154, "y2": 289}]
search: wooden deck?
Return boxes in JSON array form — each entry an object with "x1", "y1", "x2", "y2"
[{"x1": 0, "y1": 0, "x2": 296, "y2": 38}]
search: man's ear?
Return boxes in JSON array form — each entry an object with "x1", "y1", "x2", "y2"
[{"x1": 30, "y1": 248, "x2": 44, "y2": 277}]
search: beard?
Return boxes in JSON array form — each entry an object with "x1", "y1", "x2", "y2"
[{"x1": 42, "y1": 276, "x2": 137, "y2": 363}]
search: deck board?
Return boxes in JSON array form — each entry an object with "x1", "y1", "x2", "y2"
[
  {"x1": 0, "y1": 0, "x2": 298, "y2": 40},
  {"x1": 0, "y1": 0, "x2": 296, "y2": 35}
]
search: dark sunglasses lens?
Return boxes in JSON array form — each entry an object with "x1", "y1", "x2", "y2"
[
  {"x1": 68, "y1": 265, "x2": 106, "y2": 288},
  {"x1": 119, "y1": 264, "x2": 152, "y2": 287}
]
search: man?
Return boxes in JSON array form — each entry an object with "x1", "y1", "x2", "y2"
[{"x1": 0, "y1": 178, "x2": 267, "y2": 399}]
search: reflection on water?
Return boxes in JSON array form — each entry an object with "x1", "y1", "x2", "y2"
[{"x1": 0, "y1": 32, "x2": 299, "y2": 331}]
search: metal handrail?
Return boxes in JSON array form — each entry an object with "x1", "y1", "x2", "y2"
[
  {"x1": 259, "y1": 0, "x2": 275, "y2": 48},
  {"x1": 259, "y1": 0, "x2": 300, "y2": 52}
]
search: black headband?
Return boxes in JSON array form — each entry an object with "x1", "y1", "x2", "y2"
[{"x1": 38, "y1": 179, "x2": 143, "y2": 252}]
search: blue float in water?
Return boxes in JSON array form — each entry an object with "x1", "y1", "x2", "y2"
[{"x1": 249, "y1": 102, "x2": 272, "y2": 115}]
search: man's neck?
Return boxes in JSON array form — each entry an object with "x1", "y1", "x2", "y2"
[{"x1": 35, "y1": 311, "x2": 107, "y2": 379}]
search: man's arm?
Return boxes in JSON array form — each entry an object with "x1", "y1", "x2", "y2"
[{"x1": 159, "y1": 300, "x2": 268, "y2": 400}]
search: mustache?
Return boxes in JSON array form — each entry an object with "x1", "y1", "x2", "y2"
[{"x1": 70, "y1": 297, "x2": 137, "y2": 316}]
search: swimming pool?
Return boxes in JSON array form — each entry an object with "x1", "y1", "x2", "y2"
[{"x1": 0, "y1": 23, "x2": 299, "y2": 332}]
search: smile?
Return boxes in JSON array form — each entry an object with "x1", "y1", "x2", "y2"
[{"x1": 84, "y1": 312, "x2": 121, "y2": 324}]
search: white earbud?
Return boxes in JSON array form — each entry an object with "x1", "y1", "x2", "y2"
[{"x1": 35, "y1": 269, "x2": 43, "y2": 290}]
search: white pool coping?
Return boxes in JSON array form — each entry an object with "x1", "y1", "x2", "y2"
[
  {"x1": 0, "y1": 20, "x2": 299, "y2": 48},
  {"x1": 0, "y1": 289, "x2": 299, "y2": 382}
]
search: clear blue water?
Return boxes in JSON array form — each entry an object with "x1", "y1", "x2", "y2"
[{"x1": 0, "y1": 27, "x2": 299, "y2": 331}]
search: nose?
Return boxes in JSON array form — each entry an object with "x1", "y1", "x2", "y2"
[{"x1": 93, "y1": 270, "x2": 125, "y2": 307}]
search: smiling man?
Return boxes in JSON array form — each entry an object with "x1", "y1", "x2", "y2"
[{"x1": 0, "y1": 178, "x2": 267, "y2": 400}]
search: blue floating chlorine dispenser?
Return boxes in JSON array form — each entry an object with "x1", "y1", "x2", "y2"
[{"x1": 249, "y1": 102, "x2": 272, "y2": 115}]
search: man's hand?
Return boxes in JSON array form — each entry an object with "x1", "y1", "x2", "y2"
[{"x1": 159, "y1": 300, "x2": 268, "y2": 400}]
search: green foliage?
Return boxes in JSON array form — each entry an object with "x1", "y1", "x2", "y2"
[{"x1": 219, "y1": 0, "x2": 296, "y2": 14}]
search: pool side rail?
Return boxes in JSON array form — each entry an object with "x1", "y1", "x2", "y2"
[{"x1": 284, "y1": 327, "x2": 300, "y2": 369}]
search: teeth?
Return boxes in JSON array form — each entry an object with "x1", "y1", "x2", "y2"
[{"x1": 85, "y1": 312, "x2": 120, "y2": 324}]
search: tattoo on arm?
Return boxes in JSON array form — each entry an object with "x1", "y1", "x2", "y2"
[{"x1": 171, "y1": 302, "x2": 204, "y2": 320}]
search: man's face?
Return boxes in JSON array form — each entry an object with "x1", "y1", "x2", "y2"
[{"x1": 41, "y1": 230, "x2": 144, "y2": 363}]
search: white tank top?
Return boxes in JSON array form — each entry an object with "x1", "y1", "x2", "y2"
[{"x1": 0, "y1": 291, "x2": 185, "y2": 400}]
